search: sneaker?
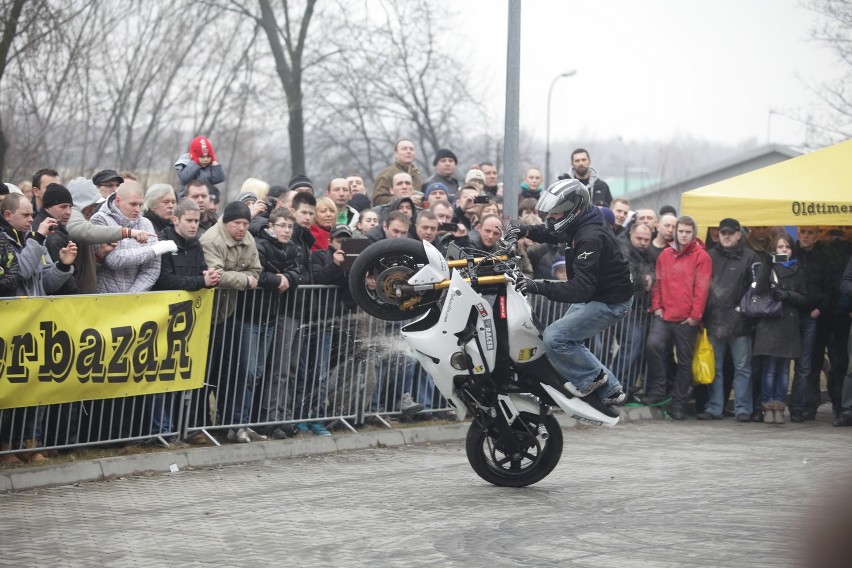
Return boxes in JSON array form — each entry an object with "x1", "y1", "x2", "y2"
[
  {"x1": 227, "y1": 428, "x2": 251, "y2": 443},
  {"x1": 564, "y1": 370, "x2": 608, "y2": 398},
  {"x1": 399, "y1": 393, "x2": 424, "y2": 415},
  {"x1": 295, "y1": 422, "x2": 310, "y2": 434},
  {"x1": 245, "y1": 428, "x2": 267, "y2": 442},
  {"x1": 600, "y1": 389, "x2": 626, "y2": 406},
  {"x1": 670, "y1": 408, "x2": 686, "y2": 421},
  {"x1": 736, "y1": 413, "x2": 751, "y2": 423},
  {"x1": 308, "y1": 423, "x2": 332, "y2": 436}
]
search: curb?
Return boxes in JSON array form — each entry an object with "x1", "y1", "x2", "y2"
[{"x1": 0, "y1": 406, "x2": 662, "y2": 493}]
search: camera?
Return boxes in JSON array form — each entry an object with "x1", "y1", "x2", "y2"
[
  {"x1": 265, "y1": 199, "x2": 279, "y2": 211},
  {"x1": 473, "y1": 195, "x2": 491, "y2": 204},
  {"x1": 438, "y1": 222, "x2": 458, "y2": 232},
  {"x1": 772, "y1": 253, "x2": 789, "y2": 263}
]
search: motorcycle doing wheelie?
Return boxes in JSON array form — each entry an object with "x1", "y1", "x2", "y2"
[{"x1": 348, "y1": 234, "x2": 619, "y2": 487}]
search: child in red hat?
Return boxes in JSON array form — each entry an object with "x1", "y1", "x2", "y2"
[{"x1": 174, "y1": 135, "x2": 226, "y2": 196}]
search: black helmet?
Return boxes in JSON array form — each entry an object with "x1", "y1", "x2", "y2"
[{"x1": 535, "y1": 179, "x2": 591, "y2": 235}]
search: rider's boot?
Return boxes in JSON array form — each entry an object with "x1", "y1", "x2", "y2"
[
  {"x1": 564, "y1": 370, "x2": 608, "y2": 399},
  {"x1": 601, "y1": 389, "x2": 626, "y2": 406}
]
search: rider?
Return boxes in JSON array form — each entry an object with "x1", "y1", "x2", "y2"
[{"x1": 508, "y1": 179, "x2": 634, "y2": 408}]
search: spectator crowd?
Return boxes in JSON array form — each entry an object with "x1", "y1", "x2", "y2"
[{"x1": 1, "y1": 135, "x2": 850, "y2": 465}]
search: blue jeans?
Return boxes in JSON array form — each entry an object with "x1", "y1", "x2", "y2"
[
  {"x1": 370, "y1": 354, "x2": 417, "y2": 412},
  {"x1": 615, "y1": 313, "x2": 648, "y2": 393},
  {"x1": 542, "y1": 297, "x2": 634, "y2": 398},
  {"x1": 705, "y1": 334, "x2": 753, "y2": 417},
  {"x1": 223, "y1": 321, "x2": 273, "y2": 425},
  {"x1": 761, "y1": 356, "x2": 791, "y2": 404},
  {"x1": 789, "y1": 316, "x2": 817, "y2": 411}
]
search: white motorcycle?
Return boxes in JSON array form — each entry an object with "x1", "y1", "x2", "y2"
[{"x1": 348, "y1": 235, "x2": 619, "y2": 487}]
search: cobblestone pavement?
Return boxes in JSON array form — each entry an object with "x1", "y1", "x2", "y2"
[{"x1": 1, "y1": 418, "x2": 851, "y2": 567}]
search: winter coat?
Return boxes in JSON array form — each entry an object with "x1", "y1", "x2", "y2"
[
  {"x1": 200, "y1": 218, "x2": 262, "y2": 324},
  {"x1": 566, "y1": 167, "x2": 612, "y2": 207},
  {"x1": 650, "y1": 238, "x2": 712, "y2": 323},
  {"x1": 524, "y1": 207, "x2": 633, "y2": 305},
  {"x1": 0, "y1": 216, "x2": 73, "y2": 296},
  {"x1": 752, "y1": 261, "x2": 809, "y2": 358},
  {"x1": 372, "y1": 161, "x2": 422, "y2": 206},
  {"x1": 290, "y1": 225, "x2": 316, "y2": 284},
  {"x1": 30, "y1": 207, "x2": 80, "y2": 295},
  {"x1": 239, "y1": 229, "x2": 301, "y2": 325},
  {"x1": 153, "y1": 226, "x2": 210, "y2": 291},
  {"x1": 620, "y1": 241, "x2": 656, "y2": 309},
  {"x1": 89, "y1": 195, "x2": 160, "y2": 293},
  {"x1": 144, "y1": 210, "x2": 173, "y2": 235},
  {"x1": 310, "y1": 224, "x2": 331, "y2": 252},
  {"x1": 174, "y1": 153, "x2": 226, "y2": 193},
  {"x1": 704, "y1": 242, "x2": 760, "y2": 339},
  {"x1": 794, "y1": 242, "x2": 833, "y2": 315},
  {"x1": 0, "y1": 232, "x2": 21, "y2": 296}
]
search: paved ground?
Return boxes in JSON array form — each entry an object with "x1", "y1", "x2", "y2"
[{"x1": 2, "y1": 413, "x2": 851, "y2": 567}]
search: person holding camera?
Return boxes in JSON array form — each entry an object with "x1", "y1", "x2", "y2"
[{"x1": 752, "y1": 233, "x2": 809, "y2": 424}]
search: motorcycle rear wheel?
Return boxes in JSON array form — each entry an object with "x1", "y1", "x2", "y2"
[
  {"x1": 465, "y1": 412, "x2": 563, "y2": 487},
  {"x1": 347, "y1": 238, "x2": 442, "y2": 321}
]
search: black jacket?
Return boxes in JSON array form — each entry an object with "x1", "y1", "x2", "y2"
[
  {"x1": 794, "y1": 242, "x2": 833, "y2": 315},
  {"x1": 620, "y1": 241, "x2": 656, "y2": 309},
  {"x1": 144, "y1": 211, "x2": 173, "y2": 234},
  {"x1": 524, "y1": 207, "x2": 633, "y2": 305},
  {"x1": 154, "y1": 226, "x2": 209, "y2": 291},
  {"x1": 753, "y1": 261, "x2": 809, "y2": 358},
  {"x1": 704, "y1": 242, "x2": 760, "y2": 339},
  {"x1": 240, "y1": 229, "x2": 302, "y2": 325},
  {"x1": 0, "y1": 232, "x2": 20, "y2": 296}
]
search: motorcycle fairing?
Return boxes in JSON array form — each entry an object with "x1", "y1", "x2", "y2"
[
  {"x1": 402, "y1": 270, "x2": 497, "y2": 420},
  {"x1": 505, "y1": 282, "x2": 547, "y2": 364},
  {"x1": 408, "y1": 240, "x2": 450, "y2": 285}
]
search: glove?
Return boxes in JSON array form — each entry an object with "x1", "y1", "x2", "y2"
[
  {"x1": 514, "y1": 277, "x2": 543, "y2": 296},
  {"x1": 503, "y1": 222, "x2": 527, "y2": 242},
  {"x1": 557, "y1": 172, "x2": 572, "y2": 180},
  {"x1": 152, "y1": 240, "x2": 178, "y2": 256},
  {"x1": 771, "y1": 288, "x2": 790, "y2": 301}
]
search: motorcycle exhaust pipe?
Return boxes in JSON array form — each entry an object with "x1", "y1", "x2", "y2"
[{"x1": 537, "y1": 424, "x2": 549, "y2": 441}]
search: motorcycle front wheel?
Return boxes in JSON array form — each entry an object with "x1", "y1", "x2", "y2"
[
  {"x1": 465, "y1": 412, "x2": 563, "y2": 487},
  {"x1": 347, "y1": 238, "x2": 442, "y2": 321}
]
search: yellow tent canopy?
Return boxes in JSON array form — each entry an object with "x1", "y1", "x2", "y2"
[{"x1": 681, "y1": 139, "x2": 852, "y2": 228}]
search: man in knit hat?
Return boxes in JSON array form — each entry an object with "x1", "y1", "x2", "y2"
[
  {"x1": 33, "y1": 183, "x2": 79, "y2": 294},
  {"x1": 372, "y1": 138, "x2": 422, "y2": 206},
  {"x1": 90, "y1": 180, "x2": 177, "y2": 293},
  {"x1": 422, "y1": 148, "x2": 460, "y2": 203},
  {"x1": 200, "y1": 200, "x2": 264, "y2": 443}
]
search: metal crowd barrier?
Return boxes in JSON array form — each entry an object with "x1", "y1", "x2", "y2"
[{"x1": 0, "y1": 286, "x2": 654, "y2": 459}]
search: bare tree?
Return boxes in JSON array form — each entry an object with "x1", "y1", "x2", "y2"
[
  {"x1": 311, "y1": 0, "x2": 487, "y2": 182},
  {"x1": 805, "y1": 0, "x2": 852, "y2": 144}
]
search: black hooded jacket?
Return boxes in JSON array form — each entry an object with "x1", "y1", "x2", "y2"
[{"x1": 524, "y1": 207, "x2": 633, "y2": 305}]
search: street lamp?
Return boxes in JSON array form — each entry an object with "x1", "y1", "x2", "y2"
[{"x1": 545, "y1": 69, "x2": 577, "y2": 186}]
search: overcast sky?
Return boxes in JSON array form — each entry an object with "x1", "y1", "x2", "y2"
[{"x1": 454, "y1": 0, "x2": 841, "y2": 147}]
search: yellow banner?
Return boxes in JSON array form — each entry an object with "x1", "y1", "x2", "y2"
[{"x1": 0, "y1": 290, "x2": 214, "y2": 409}]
